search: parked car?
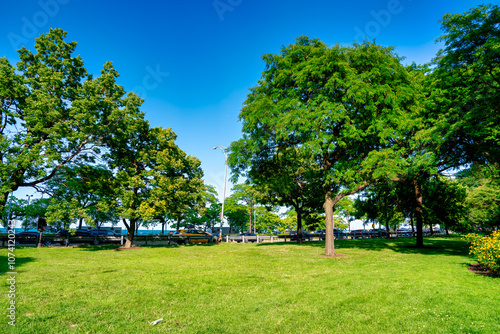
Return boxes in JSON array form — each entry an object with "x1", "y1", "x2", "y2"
[
  {"x1": 75, "y1": 229, "x2": 92, "y2": 236},
  {"x1": 14, "y1": 231, "x2": 51, "y2": 246},
  {"x1": 289, "y1": 230, "x2": 312, "y2": 236},
  {"x1": 333, "y1": 229, "x2": 348, "y2": 239},
  {"x1": 55, "y1": 229, "x2": 70, "y2": 237},
  {"x1": 350, "y1": 229, "x2": 369, "y2": 239},
  {"x1": 177, "y1": 229, "x2": 216, "y2": 244},
  {"x1": 236, "y1": 232, "x2": 257, "y2": 243},
  {"x1": 368, "y1": 228, "x2": 388, "y2": 238},
  {"x1": 238, "y1": 232, "x2": 257, "y2": 236},
  {"x1": 88, "y1": 230, "x2": 120, "y2": 237},
  {"x1": 318, "y1": 229, "x2": 347, "y2": 240},
  {"x1": 396, "y1": 229, "x2": 413, "y2": 237}
]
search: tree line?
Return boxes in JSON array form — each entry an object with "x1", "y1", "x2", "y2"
[
  {"x1": 0, "y1": 29, "x2": 211, "y2": 247},
  {"x1": 2, "y1": 5, "x2": 499, "y2": 252}
]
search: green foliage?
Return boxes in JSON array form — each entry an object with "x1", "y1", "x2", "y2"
[
  {"x1": 433, "y1": 4, "x2": 500, "y2": 164},
  {"x1": 0, "y1": 28, "x2": 144, "y2": 210},
  {"x1": 254, "y1": 208, "x2": 282, "y2": 233},
  {"x1": 422, "y1": 176, "x2": 469, "y2": 232},
  {"x1": 224, "y1": 195, "x2": 248, "y2": 232},
  {"x1": 354, "y1": 182, "x2": 403, "y2": 232},
  {"x1": 106, "y1": 124, "x2": 205, "y2": 245},
  {"x1": 43, "y1": 164, "x2": 117, "y2": 228},
  {"x1": 230, "y1": 35, "x2": 433, "y2": 253},
  {"x1": 463, "y1": 231, "x2": 500, "y2": 274},
  {"x1": 458, "y1": 163, "x2": 500, "y2": 230}
]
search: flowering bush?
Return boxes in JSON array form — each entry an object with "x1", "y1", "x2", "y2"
[{"x1": 463, "y1": 231, "x2": 500, "y2": 274}]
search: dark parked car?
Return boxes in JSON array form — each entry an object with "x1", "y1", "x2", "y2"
[
  {"x1": 14, "y1": 231, "x2": 51, "y2": 246},
  {"x1": 334, "y1": 229, "x2": 348, "y2": 239},
  {"x1": 318, "y1": 229, "x2": 347, "y2": 240},
  {"x1": 237, "y1": 232, "x2": 257, "y2": 243},
  {"x1": 89, "y1": 230, "x2": 120, "y2": 237},
  {"x1": 74, "y1": 229, "x2": 92, "y2": 236},
  {"x1": 86, "y1": 230, "x2": 121, "y2": 244},
  {"x1": 289, "y1": 230, "x2": 312, "y2": 240},
  {"x1": 350, "y1": 229, "x2": 369, "y2": 239},
  {"x1": 396, "y1": 229, "x2": 413, "y2": 237},
  {"x1": 55, "y1": 229, "x2": 70, "y2": 237},
  {"x1": 368, "y1": 229, "x2": 388, "y2": 238}
]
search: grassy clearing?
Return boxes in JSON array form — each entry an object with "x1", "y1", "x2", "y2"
[{"x1": 1, "y1": 237, "x2": 499, "y2": 333}]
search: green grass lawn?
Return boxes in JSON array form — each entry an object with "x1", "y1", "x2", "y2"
[{"x1": 1, "y1": 237, "x2": 499, "y2": 333}]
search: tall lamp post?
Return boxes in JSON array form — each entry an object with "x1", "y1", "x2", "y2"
[{"x1": 213, "y1": 146, "x2": 228, "y2": 241}]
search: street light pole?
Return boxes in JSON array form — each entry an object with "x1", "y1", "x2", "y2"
[{"x1": 213, "y1": 146, "x2": 228, "y2": 241}]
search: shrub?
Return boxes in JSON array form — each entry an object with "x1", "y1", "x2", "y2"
[{"x1": 463, "y1": 231, "x2": 500, "y2": 274}]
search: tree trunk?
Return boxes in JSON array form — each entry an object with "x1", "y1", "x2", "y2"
[
  {"x1": 78, "y1": 217, "x2": 83, "y2": 229},
  {"x1": 123, "y1": 218, "x2": 135, "y2": 248},
  {"x1": 385, "y1": 221, "x2": 390, "y2": 239},
  {"x1": 324, "y1": 192, "x2": 335, "y2": 256},
  {"x1": 413, "y1": 178, "x2": 424, "y2": 248},
  {"x1": 296, "y1": 209, "x2": 303, "y2": 244}
]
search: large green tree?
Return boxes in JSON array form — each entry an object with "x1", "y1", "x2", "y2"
[
  {"x1": 0, "y1": 29, "x2": 144, "y2": 216},
  {"x1": 43, "y1": 164, "x2": 117, "y2": 229},
  {"x1": 106, "y1": 124, "x2": 204, "y2": 247},
  {"x1": 230, "y1": 37, "x2": 428, "y2": 255}
]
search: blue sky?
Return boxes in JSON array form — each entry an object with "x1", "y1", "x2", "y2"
[{"x1": 1, "y1": 0, "x2": 487, "y2": 204}]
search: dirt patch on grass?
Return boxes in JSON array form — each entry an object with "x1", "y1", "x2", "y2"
[
  {"x1": 468, "y1": 263, "x2": 498, "y2": 278},
  {"x1": 317, "y1": 253, "x2": 347, "y2": 258},
  {"x1": 115, "y1": 246, "x2": 142, "y2": 251}
]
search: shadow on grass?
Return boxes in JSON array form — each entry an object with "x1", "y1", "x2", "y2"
[
  {"x1": 0, "y1": 255, "x2": 35, "y2": 273},
  {"x1": 76, "y1": 241, "x2": 220, "y2": 251},
  {"x1": 256, "y1": 236, "x2": 469, "y2": 257}
]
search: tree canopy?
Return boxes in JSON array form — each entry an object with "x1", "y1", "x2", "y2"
[{"x1": 230, "y1": 36, "x2": 431, "y2": 255}]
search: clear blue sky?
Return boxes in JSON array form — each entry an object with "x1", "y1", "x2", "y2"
[{"x1": 1, "y1": 0, "x2": 486, "y2": 202}]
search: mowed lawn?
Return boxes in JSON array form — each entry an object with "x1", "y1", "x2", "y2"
[{"x1": 1, "y1": 237, "x2": 499, "y2": 333}]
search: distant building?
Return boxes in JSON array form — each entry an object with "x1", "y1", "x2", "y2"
[{"x1": 210, "y1": 226, "x2": 239, "y2": 235}]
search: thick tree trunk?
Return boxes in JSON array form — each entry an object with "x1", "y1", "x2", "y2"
[
  {"x1": 296, "y1": 209, "x2": 303, "y2": 244},
  {"x1": 385, "y1": 221, "x2": 390, "y2": 239},
  {"x1": 78, "y1": 217, "x2": 83, "y2": 229},
  {"x1": 413, "y1": 178, "x2": 424, "y2": 248},
  {"x1": 324, "y1": 192, "x2": 335, "y2": 256},
  {"x1": 123, "y1": 218, "x2": 135, "y2": 248}
]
